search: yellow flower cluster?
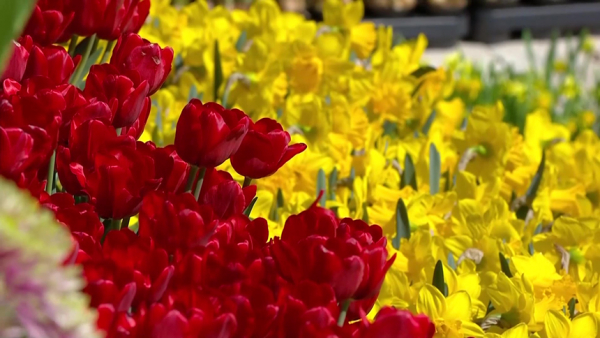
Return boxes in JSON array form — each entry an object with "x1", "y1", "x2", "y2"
[{"x1": 141, "y1": 1, "x2": 600, "y2": 337}]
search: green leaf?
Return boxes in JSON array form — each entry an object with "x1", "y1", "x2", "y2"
[
  {"x1": 432, "y1": 260, "x2": 447, "y2": 297},
  {"x1": 570, "y1": 29, "x2": 589, "y2": 75},
  {"x1": 443, "y1": 170, "x2": 451, "y2": 192},
  {"x1": 392, "y1": 33, "x2": 405, "y2": 47},
  {"x1": 486, "y1": 302, "x2": 495, "y2": 316},
  {"x1": 545, "y1": 30, "x2": 559, "y2": 86},
  {"x1": 362, "y1": 203, "x2": 369, "y2": 223},
  {"x1": 525, "y1": 152, "x2": 545, "y2": 205},
  {"x1": 429, "y1": 143, "x2": 441, "y2": 195},
  {"x1": 71, "y1": 35, "x2": 99, "y2": 63},
  {"x1": 188, "y1": 84, "x2": 199, "y2": 101},
  {"x1": 75, "y1": 46, "x2": 103, "y2": 89},
  {"x1": 243, "y1": 196, "x2": 258, "y2": 216},
  {"x1": 329, "y1": 167, "x2": 338, "y2": 200},
  {"x1": 391, "y1": 199, "x2": 410, "y2": 250},
  {"x1": 277, "y1": 188, "x2": 284, "y2": 208},
  {"x1": 447, "y1": 252, "x2": 456, "y2": 270},
  {"x1": 522, "y1": 29, "x2": 537, "y2": 73},
  {"x1": 411, "y1": 66, "x2": 436, "y2": 78},
  {"x1": 499, "y1": 253, "x2": 513, "y2": 278},
  {"x1": 421, "y1": 110, "x2": 436, "y2": 135},
  {"x1": 214, "y1": 40, "x2": 223, "y2": 103},
  {"x1": 568, "y1": 298, "x2": 577, "y2": 319},
  {"x1": 411, "y1": 81, "x2": 424, "y2": 97},
  {"x1": 317, "y1": 168, "x2": 327, "y2": 207},
  {"x1": 401, "y1": 154, "x2": 417, "y2": 190},
  {"x1": 0, "y1": 0, "x2": 37, "y2": 68},
  {"x1": 235, "y1": 31, "x2": 247, "y2": 52}
]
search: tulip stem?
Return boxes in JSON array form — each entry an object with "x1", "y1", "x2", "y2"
[
  {"x1": 193, "y1": 167, "x2": 207, "y2": 201},
  {"x1": 337, "y1": 299, "x2": 352, "y2": 327},
  {"x1": 122, "y1": 217, "x2": 130, "y2": 229},
  {"x1": 71, "y1": 34, "x2": 97, "y2": 85},
  {"x1": 185, "y1": 166, "x2": 199, "y2": 192},
  {"x1": 243, "y1": 177, "x2": 252, "y2": 188},
  {"x1": 68, "y1": 35, "x2": 79, "y2": 58},
  {"x1": 45, "y1": 150, "x2": 56, "y2": 194},
  {"x1": 101, "y1": 218, "x2": 122, "y2": 244},
  {"x1": 116, "y1": 127, "x2": 122, "y2": 136},
  {"x1": 100, "y1": 40, "x2": 116, "y2": 64},
  {"x1": 111, "y1": 218, "x2": 122, "y2": 231}
]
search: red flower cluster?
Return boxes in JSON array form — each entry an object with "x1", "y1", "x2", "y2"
[
  {"x1": 0, "y1": 1, "x2": 435, "y2": 337},
  {"x1": 23, "y1": 0, "x2": 150, "y2": 45}
]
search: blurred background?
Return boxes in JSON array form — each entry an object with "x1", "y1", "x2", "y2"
[{"x1": 196, "y1": 0, "x2": 600, "y2": 72}]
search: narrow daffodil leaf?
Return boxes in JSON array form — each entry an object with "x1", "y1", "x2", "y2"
[
  {"x1": 432, "y1": 260, "x2": 447, "y2": 297},
  {"x1": 447, "y1": 252, "x2": 456, "y2": 270},
  {"x1": 277, "y1": 188, "x2": 284, "y2": 208},
  {"x1": 499, "y1": 253, "x2": 513, "y2": 278},
  {"x1": 545, "y1": 29, "x2": 559, "y2": 86},
  {"x1": 401, "y1": 154, "x2": 417, "y2": 190},
  {"x1": 429, "y1": 143, "x2": 441, "y2": 195},
  {"x1": 329, "y1": 167, "x2": 339, "y2": 200},
  {"x1": 411, "y1": 66, "x2": 436, "y2": 78},
  {"x1": 214, "y1": 40, "x2": 223, "y2": 104},
  {"x1": 443, "y1": 170, "x2": 451, "y2": 191},
  {"x1": 235, "y1": 30, "x2": 247, "y2": 52},
  {"x1": 522, "y1": 29, "x2": 537, "y2": 73},
  {"x1": 188, "y1": 84, "x2": 199, "y2": 101},
  {"x1": 317, "y1": 168, "x2": 327, "y2": 207},
  {"x1": 362, "y1": 203, "x2": 369, "y2": 223},
  {"x1": 391, "y1": 198, "x2": 410, "y2": 250},
  {"x1": 421, "y1": 110, "x2": 436, "y2": 135},
  {"x1": 568, "y1": 298, "x2": 577, "y2": 319},
  {"x1": 525, "y1": 152, "x2": 546, "y2": 205},
  {"x1": 243, "y1": 196, "x2": 258, "y2": 217}
]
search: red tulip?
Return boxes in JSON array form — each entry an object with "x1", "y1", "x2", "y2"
[
  {"x1": 68, "y1": 0, "x2": 150, "y2": 40},
  {"x1": 198, "y1": 168, "x2": 256, "y2": 220},
  {"x1": 23, "y1": 44, "x2": 79, "y2": 85},
  {"x1": 272, "y1": 205, "x2": 395, "y2": 317},
  {"x1": 175, "y1": 99, "x2": 250, "y2": 168},
  {"x1": 86, "y1": 139, "x2": 161, "y2": 219},
  {"x1": 23, "y1": 1, "x2": 74, "y2": 46},
  {"x1": 356, "y1": 307, "x2": 435, "y2": 338},
  {"x1": 84, "y1": 64, "x2": 150, "y2": 128},
  {"x1": 138, "y1": 191, "x2": 217, "y2": 258},
  {"x1": 1, "y1": 39, "x2": 30, "y2": 83},
  {"x1": 231, "y1": 118, "x2": 307, "y2": 179},
  {"x1": 110, "y1": 33, "x2": 174, "y2": 95},
  {"x1": 0, "y1": 127, "x2": 43, "y2": 183},
  {"x1": 56, "y1": 119, "x2": 116, "y2": 195},
  {"x1": 136, "y1": 143, "x2": 190, "y2": 193},
  {"x1": 40, "y1": 192, "x2": 105, "y2": 241}
]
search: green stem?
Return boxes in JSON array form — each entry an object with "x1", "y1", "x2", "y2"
[
  {"x1": 70, "y1": 34, "x2": 97, "y2": 85},
  {"x1": 100, "y1": 39, "x2": 116, "y2": 64},
  {"x1": 243, "y1": 177, "x2": 252, "y2": 188},
  {"x1": 174, "y1": 0, "x2": 190, "y2": 6},
  {"x1": 68, "y1": 35, "x2": 79, "y2": 58},
  {"x1": 100, "y1": 218, "x2": 122, "y2": 244},
  {"x1": 337, "y1": 299, "x2": 352, "y2": 327},
  {"x1": 193, "y1": 167, "x2": 207, "y2": 201},
  {"x1": 111, "y1": 218, "x2": 122, "y2": 231},
  {"x1": 121, "y1": 217, "x2": 130, "y2": 229},
  {"x1": 116, "y1": 127, "x2": 122, "y2": 136},
  {"x1": 185, "y1": 166, "x2": 199, "y2": 192},
  {"x1": 45, "y1": 150, "x2": 56, "y2": 194}
]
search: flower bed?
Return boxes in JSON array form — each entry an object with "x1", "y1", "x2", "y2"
[{"x1": 1, "y1": 0, "x2": 600, "y2": 337}]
